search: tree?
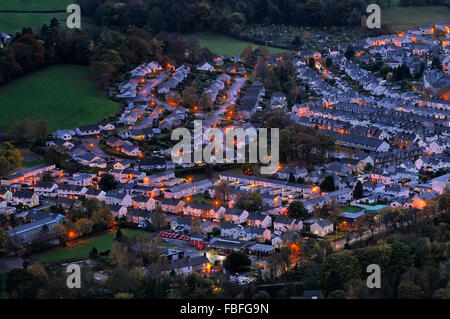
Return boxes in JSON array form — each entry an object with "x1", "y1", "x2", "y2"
[
  {"x1": 52, "y1": 223, "x2": 67, "y2": 243},
  {"x1": 90, "y1": 207, "x2": 113, "y2": 231},
  {"x1": 115, "y1": 229, "x2": 123, "y2": 242},
  {"x1": 74, "y1": 218, "x2": 94, "y2": 236},
  {"x1": 397, "y1": 280, "x2": 424, "y2": 299},
  {"x1": 345, "y1": 46, "x2": 355, "y2": 60},
  {"x1": 109, "y1": 242, "x2": 136, "y2": 268},
  {"x1": 199, "y1": 92, "x2": 213, "y2": 111},
  {"x1": 26, "y1": 262, "x2": 48, "y2": 288},
  {"x1": 0, "y1": 228, "x2": 12, "y2": 255},
  {"x1": 99, "y1": 173, "x2": 117, "y2": 191},
  {"x1": 223, "y1": 252, "x2": 251, "y2": 273},
  {"x1": 152, "y1": 206, "x2": 167, "y2": 230},
  {"x1": 241, "y1": 45, "x2": 253, "y2": 66},
  {"x1": 181, "y1": 86, "x2": 199, "y2": 108},
  {"x1": 320, "y1": 175, "x2": 335, "y2": 192},
  {"x1": 213, "y1": 180, "x2": 232, "y2": 203},
  {"x1": 287, "y1": 201, "x2": 309, "y2": 220},
  {"x1": 166, "y1": 91, "x2": 181, "y2": 106},
  {"x1": 308, "y1": 57, "x2": 316, "y2": 69},
  {"x1": 89, "y1": 246, "x2": 99, "y2": 258},
  {"x1": 353, "y1": 181, "x2": 364, "y2": 199},
  {"x1": 244, "y1": 191, "x2": 263, "y2": 212},
  {"x1": 324, "y1": 270, "x2": 344, "y2": 296},
  {"x1": 431, "y1": 56, "x2": 442, "y2": 71},
  {"x1": 0, "y1": 142, "x2": 23, "y2": 176}
]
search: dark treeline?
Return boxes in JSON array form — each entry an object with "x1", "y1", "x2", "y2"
[
  {"x1": 0, "y1": 18, "x2": 215, "y2": 90},
  {"x1": 78, "y1": 0, "x2": 367, "y2": 35}
]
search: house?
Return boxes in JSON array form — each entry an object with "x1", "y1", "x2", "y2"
[
  {"x1": 431, "y1": 173, "x2": 450, "y2": 195},
  {"x1": 223, "y1": 208, "x2": 249, "y2": 224},
  {"x1": 274, "y1": 217, "x2": 302, "y2": 232},
  {"x1": 162, "y1": 255, "x2": 211, "y2": 276},
  {"x1": 85, "y1": 189, "x2": 106, "y2": 201},
  {"x1": 12, "y1": 190, "x2": 39, "y2": 207},
  {"x1": 141, "y1": 171, "x2": 175, "y2": 187},
  {"x1": 1, "y1": 164, "x2": 56, "y2": 186},
  {"x1": 8, "y1": 214, "x2": 66, "y2": 247},
  {"x1": 76, "y1": 124, "x2": 100, "y2": 136},
  {"x1": 262, "y1": 193, "x2": 282, "y2": 207},
  {"x1": 239, "y1": 226, "x2": 271, "y2": 242},
  {"x1": 220, "y1": 222, "x2": 242, "y2": 239},
  {"x1": 160, "y1": 198, "x2": 185, "y2": 214},
  {"x1": 0, "y1": 188, "x2": 13, "y2": 202},
  {"x1": 108, "y1": 204, "x2": 127, "y2": 218},
  {"x1": 270, "y1": 92, "x2": 287, "y2": 109},
  {"x1": 132, "y1": 195, "x2": 156, "y2": 211},
  {"x1": 170, "y1": 216, "x2": 213, "y2": 233},
  {"x1": 74, "y1": 152, "x2": 106, "y2": 168},
  {"x1": 390, "y1": 197, "x2": 414, "y2": 209},
  {"x1": 104, "y1": 190, "x2": 133, "y2": 207},
  {"x1": 138, "y1": 156, "x2": 169, "y2": 171},
  {"x1": 53, "y1": 130, "x2": 75, "y2": 141},
  {"x1": 247, "y1": 212, "x2": 272, "y2": 228},
  {"x1": 238, "y1": 81, "x2": 265, "y2": 119},
  {"x1": 57, "y1": 184, "x2": 88, "y2": 199},
  {"x1": 184, "y1": 202, "x2": 226, "y2": 220},
  {"x1": 197, "y1": 62, "x2": 214, "y2": 72},
  {"x1": 126, "y1": 209, "x2": 153, "y2": 226},
  {"x1": 98, "y1": 121, "x2": 115, "y2": 131},
  {"x1": 277, "y1": 166, "x2": 308, "y2": 181},
  {"x1": 121, "y1": 143, "x2": 142, "y2": 157},
  {"x1": 310, "y1": 219, "x2": 334, "y2": 237},
  {"x1": 67, "y1": 173, "x2": 93, "y2": 187},
  {"x1": 106, "y1": 136, "x2": 126, "y2": 149},
  {"x1": 164, "y1": 180, "x2": 212, "y2": 199},
  {"x1": 34, "y1": 182, "x2": 58, "y2": 198}
]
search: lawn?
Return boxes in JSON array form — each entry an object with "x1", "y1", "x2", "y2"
[
  {"x1": 382, "y1": 5, "x2": 450, "y2": 32},
  {"x1": 37, "y1": 229, "x2": 149, "y2": 264},
  {"x1": 0, "y1": 0, "x2": 72, "y2": 34},
  {"x1": 185, "y1": 32, "x2": 289, "y2": 57},
  {"x1": 0, "y1": 65, "x2": 120, "y2": 133},
  {"x1": 342, "y1": 206, "x2": 363, "y2": 213}
]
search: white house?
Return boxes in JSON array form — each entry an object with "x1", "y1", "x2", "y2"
[
  {"x1": 247, "y1": 212, "x2": 272, "y2": 228},
  {"x1": 310, "y1": 219, "x2": 333, "y2": 237},
  {"x1": 220, "y1": 222, "x2": 242, "y2": 239},
  {"x1": 223, "y1": 208, "x2": 249, "y2": 224}
]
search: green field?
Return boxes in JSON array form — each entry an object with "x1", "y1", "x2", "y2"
[
  {"x1": 185, "y1": 32, "x2": 289, "y2": 57},
  {"x1": 37, "y1": 229, "x2": 149, "y2": 263},
  {"x1": 0, "y1": 65, "x2": 120, "y2": 133},
  {"x1": 382, "y1": 5, "x2": 450, "y2": 32},
  {"x1": 342, "y1": 206, "x2": 363, "y2": 213},
  {"x1": 0, "y1": 0, "x2": 72, "y2": 34}
]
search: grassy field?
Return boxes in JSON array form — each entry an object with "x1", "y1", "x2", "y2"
[
  {"x1": 342, "y1": 206, "x2": 363, "y2": 213},
  {"x1": 37, "y1": 229, "x2": 149, "y2": 264},
  {"x1": 0, "y1": 0, "x2": 72, "y2": 34},
  {"x1": 185, "y1": 33, "x2": 289, "y2": 57},
  {"x1": 0, "y1": 65, "x2": 120, "y2": 133},
  {"x1": 382, "y1": 5, "x2": 450, "y2": 32}
]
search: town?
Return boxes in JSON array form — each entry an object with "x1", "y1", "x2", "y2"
[{"x1": 0, "y1": 1, "x2": 449, "y2": 301}]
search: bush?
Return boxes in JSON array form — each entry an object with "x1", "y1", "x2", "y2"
[{"x1": 223, "y1": 252, "x2": 251, "y2": 273}]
